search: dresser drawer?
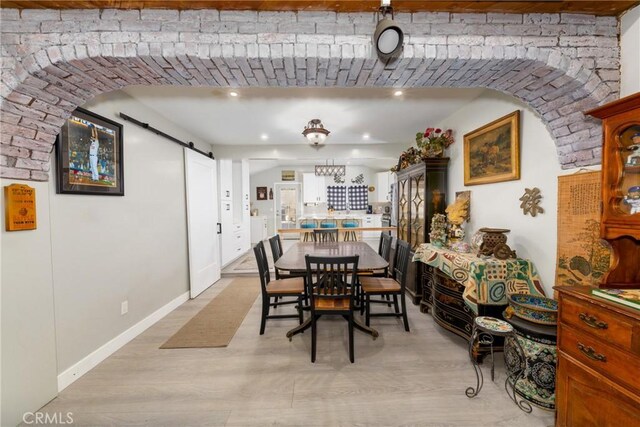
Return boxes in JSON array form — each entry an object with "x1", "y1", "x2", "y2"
[
  {"x1": 561, "y1": 294, "x2": 638, "y2": 354},
  {"x1": 435, "y1": 271, "x2": 465, "y2": 294},
  {"x1": 559, "y1": 324, "x2": 640, "y2": 395}
]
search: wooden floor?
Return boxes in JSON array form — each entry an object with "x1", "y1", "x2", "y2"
[{"x1": 35, "y1": 276, "x2": 555, "y2": 426}]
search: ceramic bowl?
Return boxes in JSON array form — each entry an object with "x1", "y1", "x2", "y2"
[{"x1": 508, "y1": 293, "x2": 558, "y2": 325}]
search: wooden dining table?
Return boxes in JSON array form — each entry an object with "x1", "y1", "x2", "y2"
[{"x1": 275, "y1": 241, "x2": 388, "y2": 340}]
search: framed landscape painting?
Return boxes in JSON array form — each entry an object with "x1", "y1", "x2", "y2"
[
  {"x1": 463, "y1": 110, "x2": 520, "y2": 186},
  {"x1": 56, "y1": 107, "x2": 124, "y2": 195}
]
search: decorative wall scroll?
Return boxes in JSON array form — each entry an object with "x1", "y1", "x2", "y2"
[{"x1": 555, "y1": 171, "x2": 611, "y2": 288}]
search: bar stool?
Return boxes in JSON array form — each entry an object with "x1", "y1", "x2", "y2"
[
  {"x1": 466, "y1": 316, "x2": 532, "y2": 413},
  {"x1": 300, "y1": 219, "x2": 317, "y2": 242},
  {"x1": 341, "y1": 219, "x2": 358, "y2": 241}
]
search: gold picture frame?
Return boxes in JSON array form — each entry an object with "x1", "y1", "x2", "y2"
[{"x1": 463, "y1": 110, "x2": 520, "y2": 186}]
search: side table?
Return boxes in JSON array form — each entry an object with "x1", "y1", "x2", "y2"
[
  {"x1": 504, "y1": 315, "x2": 557, "y2": 410},
  {"x1": 466, "y1": 316, "x2": 532, "y2": 413}
]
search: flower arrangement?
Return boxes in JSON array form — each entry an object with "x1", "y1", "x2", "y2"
[
  {"x1": 389, "y1": 128, "x2": 455, "y2": 172},
  {"x1": 416, "y1": 128, "x2": 454, "y2": 158}
]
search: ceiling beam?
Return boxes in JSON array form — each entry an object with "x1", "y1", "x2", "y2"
[{"x1": 1, "y1": 1, "x2": 638, "y2": 16}]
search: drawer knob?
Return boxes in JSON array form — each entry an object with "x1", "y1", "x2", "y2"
[
  {"x1": 577, "y1": 342, "x2": 607, "y2": 362},
  {"x1": 578, "y1": 312, "x2": 608, "y2": 330}
]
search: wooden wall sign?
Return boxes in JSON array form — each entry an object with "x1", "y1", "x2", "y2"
[{"x1": 4, "y1": 184, "x2": 37, "y2": 231}]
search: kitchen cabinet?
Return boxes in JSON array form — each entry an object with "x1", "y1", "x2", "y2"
[
  {"x1": 376, "y1": 172, "x2": 392, "y2": 203},
  {"x1": 251, "y1": 216, "x2": 268, "y2": 244},
  {"x1": 303, "y1": 173, "x2": 326, "y2": 204},
  {"x1": 362, "y1": 214, "x2": 383, "y2": 239},
  {"x1": 219, "y1": 159, "x2": 233, "y2": 200},
  {"x1": 219, "y1": 159, "x2": 251, "y2": 266}
]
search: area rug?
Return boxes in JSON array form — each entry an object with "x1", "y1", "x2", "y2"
[
  {"x1": 160, "y1": 277, "x2": 261, "y2": 349},
  {"x1": 230, "y1": 250, "x2": 273, "y2": 274}
]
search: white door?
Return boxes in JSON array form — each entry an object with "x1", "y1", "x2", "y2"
[{"x1": 184, "y1": 148, "x2": 221, "y2": 299}]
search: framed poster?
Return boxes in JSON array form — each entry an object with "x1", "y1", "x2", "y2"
[
  {"x1": 56, "y1": 107, "x2": 124, "y2": 195},
  {"x1": 464, "y1": 110, "x2": 520, "y2": 186},
  {"x1": 256, "y1": 186, "x2": 267, "y2": 200}
]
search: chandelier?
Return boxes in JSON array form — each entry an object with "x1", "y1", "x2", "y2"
[
  {"x1": 302, "y1": 119, "x2": 330, "y2": 146},
  {"x1": 315, "y1": 160, "x2": 345, "y2": 177}
]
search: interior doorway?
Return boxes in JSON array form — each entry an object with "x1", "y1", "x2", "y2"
[{"x1": 274, "y1": 182, "x2": 301, "y2": 240}]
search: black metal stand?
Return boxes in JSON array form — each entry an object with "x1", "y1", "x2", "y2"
[{"x1": 466, "y1": 320, "x2": 532, "y2": 413}]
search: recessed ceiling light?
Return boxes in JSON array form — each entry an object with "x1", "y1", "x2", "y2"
[
  {"x1": 229, "y1": 91, "x2": 238, "y2": 97},
  {"x1": 394, "y1": 90, "x2": 403, "y2": 97},
  {"x1": 363, "y1": 133, "x2": 371, "y2": 140},
  {"x1": 260, "y1": 134, "x2": 269, "y2": 140}
]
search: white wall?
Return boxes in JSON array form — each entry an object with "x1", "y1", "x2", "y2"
[
  {"x1": 1, "y1": 181, "x2": 58, "y2": 427},
  {"x1": 1, "y1": 91, "x2": 212, "y2": 425},
  {"x1": 621, "y1": 5, "x2": 640, "y2": 96},
  {"x1": 439, "y1": 90, "x2": 562, "y2": 296},
  {"x1": 51, "y1": 92, "x2": 211, "y2": 373}
]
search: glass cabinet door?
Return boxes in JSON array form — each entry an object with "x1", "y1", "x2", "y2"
[
  {"x1": 410, "y1": 173, "x2": 425, "y2": 250},
  {"x1": 398, "y1": 178, "x2": 410, "y2": 242},
  {"x1": 619, "y1": 125, "x2": 640, "y2": 216}
]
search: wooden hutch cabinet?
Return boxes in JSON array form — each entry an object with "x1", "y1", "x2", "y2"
[
  {"x1": 554, "y1": 93, "x2": 640, "y2": 427},
  {"x1": 396, "y1": 158, "x2": 449, "y2": 304},
  {"x1": 586, "y1": 92, "x2": 640, "y2": 287}
]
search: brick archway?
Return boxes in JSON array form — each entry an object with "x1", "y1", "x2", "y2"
[{"x1": 0, "y1": 9, "x2": 619, "y2": 180}]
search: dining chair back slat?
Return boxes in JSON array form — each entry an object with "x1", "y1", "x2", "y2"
[
  {"x1": 378, "y1": 232, "x2": 393, "y2": 263},
  {"x1": 254, "y1": 240, "x2": 271, "y2": 291},
  {"x1": 304, "y1": 254, "x2": 360, "y2": 363},
  {"x1": 392, "y1": 239, "x2": 411, "y2": 291},
  {"x1": 253, "y1": 240, "x2": 304, "y2": 335}
]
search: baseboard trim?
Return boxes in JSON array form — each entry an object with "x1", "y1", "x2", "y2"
[{"x1": 57, "y1": 291, "x2": 189, "y2": 392}]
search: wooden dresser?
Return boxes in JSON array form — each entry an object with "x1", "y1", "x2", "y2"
[{"x1": 555, "y1": 286, "x2": 640, "y2": 427}]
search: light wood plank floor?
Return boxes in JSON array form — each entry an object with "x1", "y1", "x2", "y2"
[{"x1": 35, "y1": 277, "x2": 555, "y2": 426}]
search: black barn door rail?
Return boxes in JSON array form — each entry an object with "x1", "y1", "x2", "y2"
[{"x1": 119, "y1": 112, "x2": 214, "y2": 159}]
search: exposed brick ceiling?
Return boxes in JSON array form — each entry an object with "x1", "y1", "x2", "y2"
[{"x1": 1, "y1": 1, "x2": 639, "y2": 16}]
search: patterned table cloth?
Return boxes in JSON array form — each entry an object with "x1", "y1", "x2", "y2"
[{"x1": 413, "y1": 243, "x2": 547, "y2": 313}]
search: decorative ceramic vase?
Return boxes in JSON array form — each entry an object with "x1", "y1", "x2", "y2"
[
  {"x1": 448, "y1": 222, "x2": 465, "y2": 243},
  {"x1": 422, "y1": 145, "x2": 444, "y2": 158}
]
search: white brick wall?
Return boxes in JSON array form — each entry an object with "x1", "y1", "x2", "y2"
[{"x1": 0, "y1": 9, "x2": 620, "y2": 181}]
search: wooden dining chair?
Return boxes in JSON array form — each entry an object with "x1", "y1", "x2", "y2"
[
  {"x1": 254, "y1": 241, "x2": 304, "y2": 335},
  {"x1": 305, "y1": 255, "x2": 359, "y2": 363},
  {"x1": 268, "y1": 234, "x2": 298, "y2": 280},
  {"x1": 313, "y1": 228, "x2": 338, "y2": 242},
  {"x1": 360, "y1": 239, "x2": 411, "y2": 332}
]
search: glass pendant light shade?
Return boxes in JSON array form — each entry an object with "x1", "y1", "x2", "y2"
[{"x1": 302, "y1": 119, "x2": 330, "y2": 146}]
